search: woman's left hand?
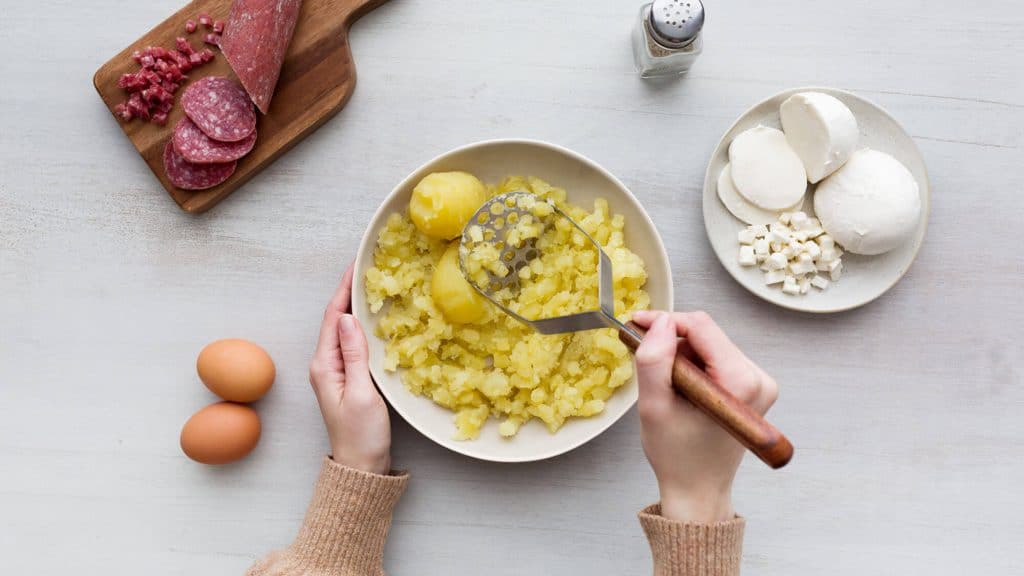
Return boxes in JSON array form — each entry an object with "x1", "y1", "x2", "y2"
[{"x1": 308, "y1": 264, "x2": 392, "y2": 475}]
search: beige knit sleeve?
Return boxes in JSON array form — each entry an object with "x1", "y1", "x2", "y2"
[
  {"x1": 247, "y1": 457, "x2": 409, "y2": 576},
  {"x1": 638, "y1": 504, "x2": 746, "y2": 576}
]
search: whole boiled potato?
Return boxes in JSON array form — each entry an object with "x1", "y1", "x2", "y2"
[
  {"x1": 409, "y1": 171, "x2": 487, "y2": 239},
  {"x1": 180, "y1": 402, "x2": 261, "y2": 465},
  {"x1": 197, "y1": 339, "x2": 275, "y2": 403},
  {"x1": 432, "y1": 243, "x2": 488, "y2": 324}
]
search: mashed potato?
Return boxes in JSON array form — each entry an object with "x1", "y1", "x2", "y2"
[{"x1": 365, "y1": 175, "x2": 649, "y2": 439}]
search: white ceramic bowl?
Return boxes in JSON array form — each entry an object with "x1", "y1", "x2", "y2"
[
  {"x1": 352, "y1": 139, "x2": 673, "y2": 462},
  {"x1": 703, "y1": 87, "x2": 931, "y2": 313}
]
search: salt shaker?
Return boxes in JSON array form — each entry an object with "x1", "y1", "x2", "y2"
[{"x1": 632, "y1": 0, "x2": 705, "y2": 78}]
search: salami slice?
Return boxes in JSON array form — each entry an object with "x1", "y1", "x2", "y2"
[
  {"x1": 219, "y1": 0, "x2": 303, "y2": 114},
  {"x1": 163, "y1": 140, "x2": 236, "y2": 190},
  {"x1": 173, "y1": 117, "x2": 257, "y2": 164},
  {"x1": 181, "y1": 76, "x2": 256, "y2": 142}
]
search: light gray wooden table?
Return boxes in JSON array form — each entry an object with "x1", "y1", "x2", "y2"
[{"x1": 2, "y1": 1, "x2": 1022, "y2": 574}]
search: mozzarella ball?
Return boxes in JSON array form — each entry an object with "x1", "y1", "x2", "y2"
[
  {"x1": 781, "y1": 92, "x2": 859, "y2": 183},
  {"x1": 814, "y1": 149, "x2": 921, "y2": 255}
]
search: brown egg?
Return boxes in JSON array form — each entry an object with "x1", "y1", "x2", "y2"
[
  {"x1": 197, "y1": 339, "x2": 275, "y2": 403},
  {"x1": 180, "y1": 402, "x2": 262, "y2": 465}
]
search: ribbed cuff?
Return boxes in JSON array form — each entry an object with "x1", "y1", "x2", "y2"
[
  {"x1": 285, "y1": 457, "x2": 408, "y2": 574},
  {"x1": 638, "y1": 504, "x2": 745, "y2": 576}
]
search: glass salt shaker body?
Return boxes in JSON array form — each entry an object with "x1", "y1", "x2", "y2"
[{"x1": 632, "y1": 0, "x2": 705, "y2": 78}]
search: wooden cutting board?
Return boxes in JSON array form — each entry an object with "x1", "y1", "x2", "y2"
[{"x1": 93, "y1": 0, "x2": 389, "y2": 213}]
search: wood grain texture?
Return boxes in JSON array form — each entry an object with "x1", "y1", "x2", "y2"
[
  {"x1": 2, "y1": 0, "x2": 1023, "y2": 575},
  {"x1": 92, "y1": 0, "x2": 389, "y2": 213},
  {"x1": 620, "y1": 321, "x2": 793, "y2": 469}
]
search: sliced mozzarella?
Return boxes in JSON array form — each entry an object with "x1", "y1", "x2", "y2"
[
  {"x1": 728, "y1": 126, "x2": 808, "y2": 210},
  {"x1": 814, "y1": 148, "x2": 921, "y2": 255},
  {"x1": 717, "y1": 164, "x2": 794, "y2": 225},
  {"x1": 780, "y1": 92, "x2": 859, "y2": 183}
]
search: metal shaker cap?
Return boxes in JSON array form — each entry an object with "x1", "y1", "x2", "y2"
[{"x1": 648, "y1": 0, "x2": 704, "y2": 48}]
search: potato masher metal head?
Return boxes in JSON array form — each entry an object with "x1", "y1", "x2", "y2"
[{"x1": 457, "y1": 191, "x2": 643, "y2": 340}]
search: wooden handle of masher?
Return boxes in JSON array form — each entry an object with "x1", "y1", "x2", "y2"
[{"x1": 619, "y1": 321, "x2": 793, "y2": 469}]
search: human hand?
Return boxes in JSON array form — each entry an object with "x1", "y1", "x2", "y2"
[
  {"x1": 632, "y1": 310, "x2": 778, "y2": 523},
  {"x1": 308, "y1": 264, "x2": 391, "y2": 475}
]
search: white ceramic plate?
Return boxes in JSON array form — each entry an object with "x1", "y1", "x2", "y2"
[
  {"x1": 353, "y1": 139, "x2": 673, "y2": 462},
  {"x1": 703, "y1": 87, "x2": 930, "y2": 313}
]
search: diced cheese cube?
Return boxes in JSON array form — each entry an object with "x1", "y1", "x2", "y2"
[
  {"x1": 816, "y1": 260, "x2": 831, "y2": 272},
  {"x1": 817, "y1": 234, "x2": 835, "y2": 250},
  {"x1": 779, "y1": 212, "x2": 793, "y2": 225},
  {"x1": 768, "y1": 223, "x2": 792, "y2": 243},
  {"x1": 798, "y1": 252, "x2": 813, "y2": 263},
  {"x1": 790, "y1": 212, "x2": 809, "y2": 229},
  {"x1": 749, "y1": 224, "x2": 769, "y2": 238},
  {"x1": 738, "y1": 228, "x2": 757, "y2": 245},
  {"x1": 810, "y1": 275, "x2": 830, "y2": 290},
  {"x1": 738, "y1": 245, "x2": 757, "y2": 266},
  {"x1": 830, "y1": 261, "x2": 843, "y2": 281},
  {"x1": 793, "y1": 231, "x2": 810, "y2": 242},
  {"x1": 781, "y1": 246, "x2": 794, "y2": 259},
  {"x1": 805, "y1": 227, "x2": 825, "y2": 239},
  {"x1": 754, "y1": 239, "x2": 770, "y2": 255},
  {"x1": 782, "y1": 276, "x2": 800, "y2": 294},
  {"x1": 804, "y1": 241, "x2": 822, "y2": 259},
  {"x1": 767, "y1": 252, "x2": 788, "y2": 270},
  {"x1": 789, "y1": 260, "x2": 817, "y2": 275},
  {"x1": 770, "y1": 241, "x2": 784, "y2": 252},
  {"x1": 820, "y1": 247, "x2": 839, "y2": 263},
  {"x1": 788, "y1": 238, "x2": 803, "y2": 252},
  {"x1": 759, "y1": 262, "x2": 770, "y2": 272},
  {"x1": 765, "y1": 269, "x2": 787, "y2": 285},
  {"x1": 799, "y1": 277, "x2": 811, "y2": 294}
]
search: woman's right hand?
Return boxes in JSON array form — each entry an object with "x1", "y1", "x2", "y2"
[{"x1": 631, "y1": 310, "x2": 779, "y2": 523}]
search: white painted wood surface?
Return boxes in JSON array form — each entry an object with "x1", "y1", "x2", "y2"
[{"x1": 1, "y1": 0, "x2": 1022, "y2": 573}]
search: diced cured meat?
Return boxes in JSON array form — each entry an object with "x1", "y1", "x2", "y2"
[
  {"x1": 213, "y1": 20, "x2": 225, "y2": 34},
  {"x1": 185, "y1": 19, "x2": 197, "y2": 33},
  {"x1": 204, "y1": 33, "x2": 221, "y2": 47},
  {"x1": 198, "y1": 14, "x2": 213, "y2": 28},
  {"x1": 219, "y1": 0, "x2": 303, "y2": 114},
  {"x1": 114, "y1": 39, "x2": 215, "y2": 124},
  {"x1": 163, "y1": 141, "x2": 236, "y2": 190},
  {"x1": 172, "y1": 117, "x2": 257, "y2": 164},
  {"x1": 181, "y1": 76, "x2": 256, "y2": 142}
]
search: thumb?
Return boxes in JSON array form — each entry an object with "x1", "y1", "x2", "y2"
[
  {"x1": 338, "y1": 314, "x2": 373, "y2": 390},
  {"x1": 634, "y1": 313, "x2": 677, "y2": 404}
]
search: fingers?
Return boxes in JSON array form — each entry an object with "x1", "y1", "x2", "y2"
[
  {"x1": 631, "y1": 311, "x2": 701, "y2": 367},
  {"x1": 634, "y1": 313, "x2": 679, "y2": 416},
  {"x1": 315, "y1": 264, "x2": 355, "y2": 359},
  {"x1": 635, "y1": 310, "x2": 777, "y2": 414},
  {"x1": 635, "y1": 310, "x2": 742, "y2": 369},
  {"x1": 338, "y1": 313, "x2": 377, "y2": 396}
]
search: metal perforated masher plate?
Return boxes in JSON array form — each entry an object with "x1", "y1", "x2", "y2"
[{"x1": 458, "y1": 191, "x2": 637, "y2": 337}]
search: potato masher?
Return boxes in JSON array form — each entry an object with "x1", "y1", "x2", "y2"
[{"x1": 459, "y1": 191, "x2": 793, "y2": 469}]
